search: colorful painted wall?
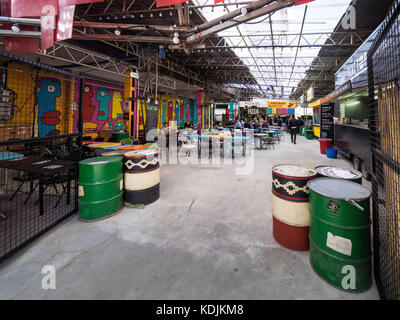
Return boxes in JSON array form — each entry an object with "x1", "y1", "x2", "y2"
[
  {"x1": 137, "y1": 95, "x2": 196, "y2": 130},
  {"x1": 73, "y1": 79, "x2": 128, "y2": 139},
  {"x1": 3, "y1": 62, "x2": 75, "y2": 138}
]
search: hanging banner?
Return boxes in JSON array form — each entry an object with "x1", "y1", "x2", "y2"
[
  {"x1": 215, "y1": 0, "x2": 225, "y2": 4},
  {"x1": 267, "y1": 101, "x2": 296, "y2": 109},
  {"x1": 146, "y1": 104, "x2": 159, "y2": 132},
  {"x1": 295, "y1": 0, "x2": 315, "y2": 5},
  {"x1": 157, "y1": 0, "x2": 188, "y2": 8}
]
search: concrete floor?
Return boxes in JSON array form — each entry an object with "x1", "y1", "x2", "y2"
[{"x1": 0, "y1": 133, "x2": 380, "y2": 299}]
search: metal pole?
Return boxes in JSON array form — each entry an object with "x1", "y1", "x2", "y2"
[
  {"x1": 0, "y1": 16, "x2": 41, "y2": 25},
  {"x1": 78, "y1": 77, "x2": 85, "y2": 148}
]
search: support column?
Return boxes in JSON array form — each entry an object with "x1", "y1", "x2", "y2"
[{"x1": 124, "y1": 71, "x2": 137, "y2": 140}]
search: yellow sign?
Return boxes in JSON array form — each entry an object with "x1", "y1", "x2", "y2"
[
  {"x1": 268, "y1": 101, "x2": 296, "y2": 108},
  {"x1": 308, "y1": 99, "x2": 321, "y2": 108}
]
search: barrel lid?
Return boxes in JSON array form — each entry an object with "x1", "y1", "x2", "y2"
[
  {"x1": 124, "y1": 149, "x2": 158, "y2": 158},
  {"x1": 308, "y1": 178, "x2": 371, "y2": 200},
  {"x1": 272, "y1": 164, "x2": 316, "y2": 178},
  {"x1": 80, "y1": 156, "x2": 122, "y2": 165},
  {"x1": 315, "y1": 165, "x2": 362, "y2": 180}
]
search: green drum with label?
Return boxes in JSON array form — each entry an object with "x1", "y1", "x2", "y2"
[
  {"x1": 112, "y1": 131, "x2": 129, "y2": 142},
  {"x1": 78, "y1": 156, "x2": 123, "y2": 221},
  {"x1": 308, "y1": 178, "x2": 372, "y2": 292}
]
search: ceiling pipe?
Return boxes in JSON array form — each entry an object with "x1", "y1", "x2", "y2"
[
  {"x1": 73, "y1": 21, "x2": 191, "y2": 32},
  {"x1": 189, "y1": 0, "x2": 274, "y2": 33},
  {"x1": 0, "y1": 16, "x2": 41, "y2": 25},
  {"x1": 0, "y1": 30, "x2": 41, "y2": 37},
  {"x1": 72, "y1": 34, "x2": 173, "y2": 43},
  {"x1": 186, "y1": 0, "x2": 294, "y2": 44}
]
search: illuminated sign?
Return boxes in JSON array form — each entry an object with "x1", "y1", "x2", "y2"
[{"x1": 267, "y1": 101, "x2": 296, "y2": 108}]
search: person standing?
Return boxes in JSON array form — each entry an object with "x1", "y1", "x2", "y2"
[
  {"x1": 288, "y1": 115, "x2": 298, "y2": 144},
  {"x1": 277, "y1": 117, "x2": 282, "y2": 127}
]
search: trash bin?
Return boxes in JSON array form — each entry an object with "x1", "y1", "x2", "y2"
[
  {"x1": 306, "y1": 130, "x2": 314, "y2": 140},
  {"x1": 319, "y1": 139, "x2": 332, "y2": 155},
  {"x1": 299, "y1": 126, "x2": 305, "y2": 136},
  {"x1": 326, "y1": 147, "x2": 338, "y2": 159}
]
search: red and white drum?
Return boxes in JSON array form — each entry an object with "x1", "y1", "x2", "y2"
[
  {"x1": 271, "y1": 164, "x2": 317, "y2": 251},
  {"x1": 123, "y1": 149, "x2": 160, "y2": 205}
]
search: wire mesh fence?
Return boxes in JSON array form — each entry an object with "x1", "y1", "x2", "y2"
[
  {"x1": 368, "y1": 0, "x2": 400, "y2": 300},
  {"x1": 0, "y1": 52, "x2": 83, "y2": 263}
]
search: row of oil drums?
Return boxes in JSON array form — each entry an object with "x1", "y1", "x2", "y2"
[
  {"x1": 272, "y1": 164, "x2": 371, "y2": 293},
  {"x1": 78, "y1": 148, "x2": 160, "y2": 222}
]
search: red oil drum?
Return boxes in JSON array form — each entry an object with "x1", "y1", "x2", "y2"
[
  {"x1": 319, "y1": 139, "x2": 332, "y2": 155},
  {"x1": 272, "y1": 164, "x2": 317, "y2": 251}
]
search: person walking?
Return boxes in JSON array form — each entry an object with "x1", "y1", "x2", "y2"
[{"x1": 288, "y1": 115, "x2": 298, "y2": 144}]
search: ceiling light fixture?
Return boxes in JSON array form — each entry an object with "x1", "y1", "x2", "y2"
[
  {"x1": 11, "y1": 23, "x2": 20, "y2": 32},
  {"x1": 114, "y1": 29, "x2": 121, "y2": 36}
]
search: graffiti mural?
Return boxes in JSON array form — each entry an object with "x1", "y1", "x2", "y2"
[
  {"x1": 37, "y1": 78, "x2": 62, "y2": 136},
  {"x1": 74, "y1": 80, "x2": 127, "y2": 138}
]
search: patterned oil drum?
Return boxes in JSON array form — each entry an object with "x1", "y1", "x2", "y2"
[
  {"x1": 315, "y1": 165, "x2": 363, "y2": 184},
  {"x1": 308, "y1": 178, "x2": 372, "y2": 292},
  {"x1": 78, "y1": 156, "x2": 123, "y2": 221},
  {"x1": 124, "y1": 150, "x2": 160, "y2": 205},
  {"x1": 272, "y1": 164, "x2": 317, "y2": 202},
  {"x1": 272, "y1": 164, "x2": 317, "y2": 251}
]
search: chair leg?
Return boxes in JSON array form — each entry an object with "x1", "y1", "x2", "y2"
[
  {"x1": 24, "y1": 182, "x2": 39, "y2": 204},
  {"x1": 9, "y1": 181, "x2": 24, "y2": 201}
]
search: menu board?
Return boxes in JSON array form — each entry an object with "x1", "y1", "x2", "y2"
[
  {"x1": 321, "y1": 102, "x2": 335, "y2": 139},
  {"x1": 146, "y1": 104, "x2": 159, "y2": 132}
]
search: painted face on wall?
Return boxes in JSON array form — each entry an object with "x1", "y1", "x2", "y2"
[
  {"x1": 102, "y1": 121, "x2": 112, "y2": 130},
  {"x1": 37, "y1": 78, "x2": 62, "y2": 136},
  {"x1": 112, "y1": 91, "x2": 123, "y2": 119},
  {"x1": 114, "y1": 120, "x2": 125, "y2": 131},
  {"x1": 83, "y1": 85, "x2": 96, "y2": 121},
  {"x1": 96, "y1": 87, "x2": 111, "y2": 120}
]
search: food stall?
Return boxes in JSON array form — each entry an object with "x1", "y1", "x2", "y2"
[{"x1": 310, "y1": 27, "x2": 379, "y2": 179}]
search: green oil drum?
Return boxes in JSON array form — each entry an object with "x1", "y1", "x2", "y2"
[
  {"x1": 305, "y1": 130, "x2": 314, "y2": 140},
  {"x1": 78, "y1": 156, "x2": 123, "y2": 221},
  {"x1": 308, "y1": 178, "x2": 372, "y2": 292},
  {"x1": 112, "y1": 131, "x2": 129, "y2": 142}
]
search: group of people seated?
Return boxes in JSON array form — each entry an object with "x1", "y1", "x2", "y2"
[{"x1": 230, "y1": 117, "x2": 270, "y2": 131}]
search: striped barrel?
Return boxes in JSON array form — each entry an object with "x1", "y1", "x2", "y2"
[
  {"x1": 78, "y1": 156, "x2": 123, "y2": 221},
  {"x1": 123, "y1": 150, "x2": 160, "y2": 205},
  {"x1": 272, "y1": 164, "x2": 317, "y2": 251}
]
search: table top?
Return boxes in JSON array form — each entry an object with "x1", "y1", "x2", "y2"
[
  {"x1": 0, "y1": 151, "x2": 24, "y2": 161},
  {"x1": 87, "y1": 142, "x2": 122, "y2": 149},
  {"x1": 0, "y1": 156, "x2": 76, "y2": 174}
]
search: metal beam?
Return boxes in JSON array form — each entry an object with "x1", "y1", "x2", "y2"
[
  {"x1": 72, "y1": 34, "x2": 173, "y2": 43},
  {"x1": 186, "y1": 0, "x2": 293, "y2": 44},
  {"x1": 73, "y1": 21, "x2": 191, "y2": 32}
]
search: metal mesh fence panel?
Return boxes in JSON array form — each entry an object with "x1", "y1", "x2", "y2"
[
  {"x1": 368, "y1": 0, "x2": 400, "y2": 300},
  {"x1": 0, "y1": 52, "x2": 84, "y2": 263}
]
